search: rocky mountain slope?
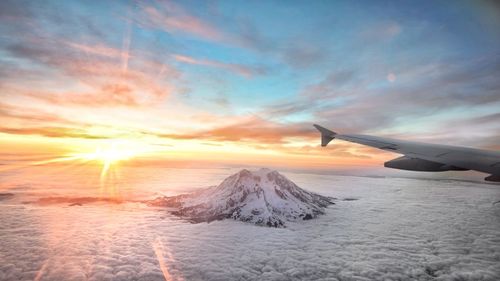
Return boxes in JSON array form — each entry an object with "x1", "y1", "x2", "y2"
[{"x1": 148, "y1": 168, "x2": 334, "y2": 227}]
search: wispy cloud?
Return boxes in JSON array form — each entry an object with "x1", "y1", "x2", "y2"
[
  {"x1": 0, "y1": 102, "x2": 68, "y2": 124},
  {"x1": 63, "y1": 41, "x2": 127, "y2": 59},
  {"x1": 136, "y1": 0, "x2": 228, "y2": 43},
  {"x1": 0, "y1": 0, "x2": 498, "y2": 168},
  {"x1": 3, "y1": 37, "x2": 179, "y2": 107},
  {"x1": 0, "y1": 126, "x2": 109, "y2": 139},
  {"x1": 173, "y1": 54, "x2": 266, "y2": 78},
  {"x1": 158, "y1": 116, "x2": 314, "y2": 144},
  {"x1": 282, "y1": 42, "x2": 328, "y2": 69},
  {"x1": 360, "y1": 21, "x2": 402, "y2": 42}
]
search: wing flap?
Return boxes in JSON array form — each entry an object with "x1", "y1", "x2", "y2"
[{"x1": 485, "y1": 174, "x2": 500, "y2": 182}]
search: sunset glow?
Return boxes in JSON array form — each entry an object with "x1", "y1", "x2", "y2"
[
  {"x1": 1, "y1": 2, "x2": 499, "y2": 281},
  {"x1": 68, "y1": 141, "x2": 145, "y2": 189},
  {"x1": 68, "y1": 141, "x2": 146, "y2": 165},
  {"x1": 0, "y1": 0, "x2": 498, "y2": 173}
]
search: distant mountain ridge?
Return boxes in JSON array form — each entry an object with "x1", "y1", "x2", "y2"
[{"x1": 148, "y1": 168, "x2": 334, "y2": 227}]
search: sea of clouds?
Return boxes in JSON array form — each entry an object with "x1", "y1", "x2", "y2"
[{"x1": 1, "y1": 173, "x2": 499, "y2": 281}]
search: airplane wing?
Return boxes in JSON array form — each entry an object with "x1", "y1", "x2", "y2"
[{"x1": 314, "y1": 124, "x2": 500, "y2": 182}]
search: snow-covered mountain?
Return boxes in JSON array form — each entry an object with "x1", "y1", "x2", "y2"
[{"x1": 148, "y1": 168, "x2": 334, "y2": 227}]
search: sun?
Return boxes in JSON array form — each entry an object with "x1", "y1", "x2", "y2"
[
  {"x1": 67, "y1": 142, "x2": 132, "y2": 182},
  {"x1": 63, "y1": 140, "x2": 148, "y2": 185},
  {"x1": 22, "y1": 139, "x2": 160, "y2": 193},
  {"x1": 78, "y1": 143, "x2": 136, "y2": 164},
  {"x1": 68, "y1": 141, "x2": 137, "y2": 167}
]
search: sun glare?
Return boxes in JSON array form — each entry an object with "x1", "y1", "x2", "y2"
[
  {"x1": 75, "y1": 143, "x2": 134, "y2": 182},
  {"x1": 67, "y1": 140, "x2": 153, "y2": 164},
  {"x1": 77, "y1": 144, "x2": 136, "y2": 164},
  {"x1": 60, "y1": 140, "x2": 153, "y2": 196}
]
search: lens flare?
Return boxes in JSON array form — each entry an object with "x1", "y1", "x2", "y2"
[
  {"x1": 152, "y1": 237, "x2": 184, "y2": 281},
  {"x1": 69, "y1": 142, "x2": 136, "y2": 182},
  {"x1": 63, "y1": 141, "x2": 146, "y2": 196}
]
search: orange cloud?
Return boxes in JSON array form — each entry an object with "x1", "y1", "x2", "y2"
[
  {"x1": 0, "y1": 102, "x2": 68, "y2": 124},
  {"x1": 159, "y1": 116, "x2": 314, "y2": 144},
  {"x1": 4, "y1": 37, "x2": 180, "y2": 108},
  {"x1": 152, "y1": 115, "x2": 391, "y2": 164},
  {"x1": 63, "y1": 41, "x2": 127, "y2": 59},
  {"x1": 137, "y1": 1, "x2": 227, "y2": 43},
  {"x1": 0, "y1": 126, "x2": 108, "y2": 139}
]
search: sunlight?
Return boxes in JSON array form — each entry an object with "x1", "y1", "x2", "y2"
[
  {"x1": 0, "y1": 138, "x2": 160, "y2": 182},
  {"x1": 65, "y1": 141, "x2": 145, "y2": 195},
  {"x1": 11, "y1": 139, "x2": 156, "y2": 197},
  {"x1": 152, "y1": 237, "x2": 184, "y2": 281},
  {"x1": 71, "y1": 141, "x2": 137, "y2": 164}
]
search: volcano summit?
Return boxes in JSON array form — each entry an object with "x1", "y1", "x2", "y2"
[{"x1": 148, "y1": 168, "x2": 334, "y2": 227}]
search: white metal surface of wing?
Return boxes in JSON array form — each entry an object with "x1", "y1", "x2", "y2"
[{"x1": 314, "y1": 124, "x2": 500, "y2": 182}]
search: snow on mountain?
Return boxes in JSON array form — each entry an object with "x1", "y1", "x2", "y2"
[{"x1": 148, "y1": 168, "x2": 334, "y2": 227}]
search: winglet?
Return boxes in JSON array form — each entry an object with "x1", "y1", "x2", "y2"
[{"x1": 313, "y1": 124, "x2": 337, "y2": 147}]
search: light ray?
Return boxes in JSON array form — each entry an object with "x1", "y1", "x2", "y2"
[
  {"x1": 152, "y1": 237, "x2": 184, "y2": 281},
  {"x1": 0, "y1": 139, "x2": 155, "y2": 196},
  {"x1": 34, "y1": 259, "x2": 50, "y2": 281}
]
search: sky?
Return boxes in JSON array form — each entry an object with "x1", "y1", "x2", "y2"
[{"x1": 0, "y1": 0, "x2": 499, "y2": 171}]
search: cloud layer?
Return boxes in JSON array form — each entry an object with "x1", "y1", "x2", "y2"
[{"x1": 1, "y1": 172, "x2": 499, "y2": 281}]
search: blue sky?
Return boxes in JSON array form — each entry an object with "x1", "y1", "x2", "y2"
[{"x1": 0, "y1": 0, "x2": 499, "y2": 168}]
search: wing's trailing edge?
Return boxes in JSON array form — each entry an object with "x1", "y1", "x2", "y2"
[
  {"x1": 314, "y1": 124, "x2": 500, "y2": 182},
  {"x1": 313, "y1": 124, "x2": 336, "y2": 147}
]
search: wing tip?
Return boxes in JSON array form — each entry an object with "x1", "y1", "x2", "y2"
[{"x1": 313, "y1": 124, "x2": 337, "y2": 147}]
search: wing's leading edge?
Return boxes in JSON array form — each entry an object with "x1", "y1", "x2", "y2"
[{"x1": 314, "y1": 124, "x2": 500, "y2": 182}]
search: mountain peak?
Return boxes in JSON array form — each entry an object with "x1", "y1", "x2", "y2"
[{"x1": 148, "y1": 168, "x2": 334, "y2": 227}]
